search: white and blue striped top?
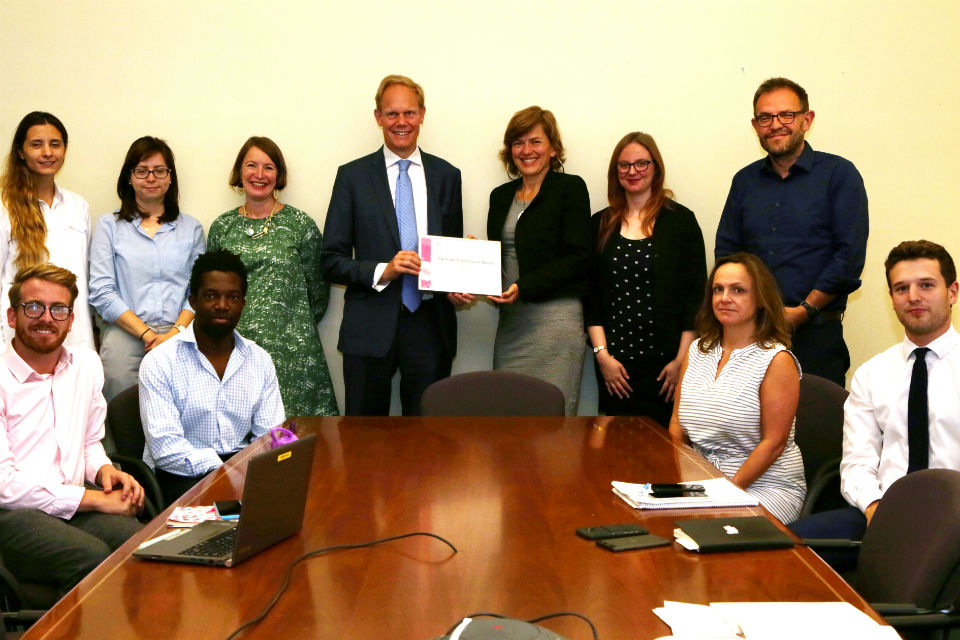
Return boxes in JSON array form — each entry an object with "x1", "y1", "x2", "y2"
[{"x1": 677, "y1": 339, "x2": 806, "y2": 523}]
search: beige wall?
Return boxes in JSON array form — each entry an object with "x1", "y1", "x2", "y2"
[{"x1": 2, "y1": 1, "x2": 958, "y2": 413}]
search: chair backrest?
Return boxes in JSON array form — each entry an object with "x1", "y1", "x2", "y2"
[
  {"x1": 794, "y1": 374, "x2": 850, "y2": 517},
  {"x1": 856, "y1": 468, "x2": 960, "y2": 610},
  {"x1": 106, "y1": 384, "x2": 145, "y2": 459},
  {"x1": 421, "y1": 371, "x2": 565, "y2": 416},
  {"x1": 793, "y1": 374, "x2": 848, "y2": 485}
]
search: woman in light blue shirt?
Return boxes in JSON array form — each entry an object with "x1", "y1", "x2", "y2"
[{"x1": 89, "y1": 137, "x2": 205, "y2": 400}]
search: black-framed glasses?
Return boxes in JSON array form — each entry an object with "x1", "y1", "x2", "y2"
[
  {"x1": 132, "y1": 166, "x2": 171, "y2": 179},
  {"x1": 616, "y1": 159, "x2": 655, "y2": 174},
  {"x1": 19, "y1": 301, "x2": 72, "y2": 321},
  {"x1": 754, "y1": 110, "x2": 806, "y2": 127}
]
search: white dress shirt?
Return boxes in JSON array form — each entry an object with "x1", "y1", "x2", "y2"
[
  {"x1": 840, "y1": 325, "x2": 960, "y2": 512},
  {"x1": 0, "y1": 344, "x2": 111, "y2": 519},
  {"x1": 0, "y1": 186, "x2": 94, "y2": 352},
  {"x1": 372, "y1": 146, "x2": 428, "y2": 290},
  {"x1": 139, "y1": 323, "x2": 285, "y2": 477}
]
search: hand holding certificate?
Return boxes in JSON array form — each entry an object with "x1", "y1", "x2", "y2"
[{"x1": 418, "y1": 235, "x2": 502, "y2": 296}]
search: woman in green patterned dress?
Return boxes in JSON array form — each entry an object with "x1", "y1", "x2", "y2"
[{"x1": 208, "y1": 136, "x2": 338, "y2": 416}]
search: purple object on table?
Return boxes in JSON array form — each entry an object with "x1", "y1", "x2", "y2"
[{"x1": 269, "y1": 424, "x2": 298, "y2": 449}]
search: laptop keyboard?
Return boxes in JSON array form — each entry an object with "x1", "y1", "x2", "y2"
[{"x1": 181, "y1": 528, "x2": 236, "y2": 557}]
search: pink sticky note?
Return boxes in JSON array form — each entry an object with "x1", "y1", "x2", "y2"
[{"x1": 421, "y1": 236, "x2": 432, "y2": 262}]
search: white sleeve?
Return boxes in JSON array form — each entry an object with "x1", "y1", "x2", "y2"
[{"x1": 839, "y1": 366, "x2": 884, "y2": 512}]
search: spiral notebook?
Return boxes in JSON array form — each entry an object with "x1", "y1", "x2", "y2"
[{"x1": 611, "y1": 478, "x2": 759, "y2": 510}]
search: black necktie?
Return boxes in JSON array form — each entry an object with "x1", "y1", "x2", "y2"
[{"x1": 907, "y1": 347, "x2": 931, "y2": 473}]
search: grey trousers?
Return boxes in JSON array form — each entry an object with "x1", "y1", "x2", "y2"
[
  {"x1": 0, "y1": 508, "x2": 142, "y2": 596},
  {"x1": 99, "y1": 322, "x2": 172, "y2": 401}
]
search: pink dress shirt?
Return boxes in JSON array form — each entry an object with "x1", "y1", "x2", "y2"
[{"x1": 0, "y1": 343, "x2": 111, "y2": 519}]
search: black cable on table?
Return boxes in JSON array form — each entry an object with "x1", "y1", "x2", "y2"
[{"x1": 224, "y1": 531, "x2": 458, "y2": 640}]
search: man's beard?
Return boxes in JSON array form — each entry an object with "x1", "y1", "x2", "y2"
[
  {"x1": 197, "y1": 321, "x2": 235, "y2": 339},
  {"x1": 760, "y1": 128, "x2": 804, "y2": 158},
  {"x1": 15, "y1": 323, "x2": 65, "y2": 353}
]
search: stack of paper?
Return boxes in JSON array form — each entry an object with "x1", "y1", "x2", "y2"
[
  {"x1": 612, "y1": 478, "x2": 759, "y2": 510},
  {"x1": 652, "y1": 601, "x2": 741, "y2": 638},
  {"x1": 652, "y1": 601, "x2": 901, "y2": 639}
]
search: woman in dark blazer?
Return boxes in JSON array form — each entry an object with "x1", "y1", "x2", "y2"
[
  {"x1": 585, "y1": 132, "x2": 706, "y2": 425},
  {"x1": 486, "y1": 106, "x2": 592, "y2": 415}
]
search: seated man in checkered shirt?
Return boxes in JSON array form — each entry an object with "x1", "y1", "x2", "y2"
[{"x1": 139, "y1": 250, "x2": 285, "y2": 504}]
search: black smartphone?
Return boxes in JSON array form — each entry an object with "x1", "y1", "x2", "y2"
[
  {"x1": 596, "y1": 534, "x2": 671, "y2": 552},
  {"x1": 576, "y1": 523, "x2": 649, "y2": 540},
  {"x1": 214, "y1": 500, "x2": 242, "y2": 520},
  {"x1": 650, "y1": 484, "x2": 705, "y2": 498}
]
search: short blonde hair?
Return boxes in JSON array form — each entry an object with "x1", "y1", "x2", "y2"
[
  {"x1": 375, "y1": 75, "x2": 425, "y2": 111},
  {"x1": 9, "y1": 263, "x2": 78, "y2": 307}
]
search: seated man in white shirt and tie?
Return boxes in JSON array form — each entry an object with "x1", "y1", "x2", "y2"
[
  {"x1": 0, "y1": 263, "x2": 143, "y2": 596},
  {"x1": 139, "y1": 250, "x2": 284, "y2": 504},
  {"x1": 790, "y1": 240, "x2": 960, "y2": 568}
]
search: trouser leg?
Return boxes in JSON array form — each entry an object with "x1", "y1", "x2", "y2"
[
  {"x1": 68, "y1": 510, "x2": 142, "y2": 551},
  {"x1": 788, "y1": 506, "x2": 866, "y2": 573},
  {"x1": 396, "y1": 301, "x2": 451, "y2": 417},
  {"x1": 0, "y1": 509, "x2": 113, "y2": 595},
  {"x1": 791, "y1": 320, "x2": 849, "y2": 387}
]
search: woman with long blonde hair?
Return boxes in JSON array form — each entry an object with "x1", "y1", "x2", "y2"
[{"x1": 0, "y1": 112, "x2": 94, "y2": 350}]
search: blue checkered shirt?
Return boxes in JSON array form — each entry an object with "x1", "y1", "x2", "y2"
[{"x1": 139, "y1": 323, "x2": 285, "y2": 477}]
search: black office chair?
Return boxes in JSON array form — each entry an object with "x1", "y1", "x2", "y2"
[
  {"x1": 421, "y1": 371, "x2": 566, "y2": 416},
  {"x1": 1, "y1": 606, "x2": 45, "y2": 639},
  {"x1": 0, "y1": 549, "x2": 55, "y2": 637},
  {"x1": 808, "y1": 469, "x2": 960, "y2": 639},
  {"x1": 793, "y1": 374, "x2": 848, "y2": 517},
  {"x1": 105, "y1": 385, "x2": 164, "y2": 519}
]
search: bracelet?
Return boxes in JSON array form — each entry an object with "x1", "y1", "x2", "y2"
[{"x1": 139, "y1": 327, "x2": 151, "y2": 339}]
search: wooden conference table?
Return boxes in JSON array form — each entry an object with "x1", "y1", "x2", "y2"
[{"x1": 23, "y1": 416, "x2": 881, "y2": 639}]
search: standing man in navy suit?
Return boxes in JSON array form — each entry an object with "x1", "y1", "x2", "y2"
[{"x1": 322, "y1": 75, "x2": 463, "y2": 416}]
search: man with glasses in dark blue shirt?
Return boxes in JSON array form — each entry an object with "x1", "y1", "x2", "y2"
[{"x1": 715, "y1": 77, "x2": 868, "y2": 386}]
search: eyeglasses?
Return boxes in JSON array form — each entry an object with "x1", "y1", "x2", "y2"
[
  {"x1": 19, "y1": 301, "x2": 72, "y2": 321},
  {"x1": 754, "y1": 110, "x2": 806, "y2": 127},
  {"x1": 616, "y1": 159, "x2": 655, "y2": 174},
  {"x1": 132, "y1": 167, "x2": 171, "y2": 179}
]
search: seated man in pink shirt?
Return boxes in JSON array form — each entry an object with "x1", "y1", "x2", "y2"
[{"x1": 0, "y1": 263, "x2": 143, "y2": 596}]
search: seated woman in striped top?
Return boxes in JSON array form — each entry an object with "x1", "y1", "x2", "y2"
[{"x1": 668, "y1": 252, "x2": 805, "y2": 523}]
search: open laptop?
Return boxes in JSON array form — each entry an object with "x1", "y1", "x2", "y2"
[{"x1": 134, "y1": 434, "x2": 316, "y2": 567}]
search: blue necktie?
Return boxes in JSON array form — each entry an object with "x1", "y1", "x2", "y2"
[{"x1": 395, "y1": 159, "x2": 421, "y2": 312}]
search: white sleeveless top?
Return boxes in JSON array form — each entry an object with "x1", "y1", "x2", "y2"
[{"x1": 678, "y1": 339, "x2": 806, "y2": 523}]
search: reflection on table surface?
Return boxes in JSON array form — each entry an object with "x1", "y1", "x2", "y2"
[{"x1": 23, "y1": 416, "x2": 879, "y2": 640}]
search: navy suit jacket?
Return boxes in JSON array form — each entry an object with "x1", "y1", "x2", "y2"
[{"x1": 321, "y1": 147, "x2": 463, "y2": 358}]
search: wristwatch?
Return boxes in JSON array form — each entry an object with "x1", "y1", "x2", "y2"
[
  {"x1": 800, "y1": 300, "x2": 820, "y2": 319},
  {"x1": 593, "y1": 345, "x2": 607, "y2": 354},
  {"x1": 175, "y1": 323, "x2": 187, "y2": 333}
]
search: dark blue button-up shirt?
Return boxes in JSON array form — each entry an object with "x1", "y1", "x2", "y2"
[{"x1": 715, "y1": 142, "x2": 868, "y2": 310}]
